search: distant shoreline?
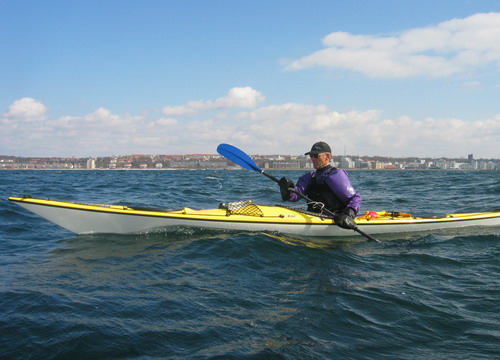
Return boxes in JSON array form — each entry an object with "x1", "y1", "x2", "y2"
[{"x1": 1, "y1": 168, "x2": 496, "y2": 172}]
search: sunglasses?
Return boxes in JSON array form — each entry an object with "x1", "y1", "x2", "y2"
[{"x1": 309, "y1": 153, "x2": 326, "y2": 159}]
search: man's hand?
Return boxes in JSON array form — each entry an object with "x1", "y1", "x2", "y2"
[
  {"x1": 335, "y1": 208, "x2": 357, "y2": 230},
  {"x1": 278, "y1": 177, "x2": 294, "y2": 201}
]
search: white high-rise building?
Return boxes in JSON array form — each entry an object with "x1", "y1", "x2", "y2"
[{"x1": 86, "y1": 158, "x2": 96, "y2": 169}]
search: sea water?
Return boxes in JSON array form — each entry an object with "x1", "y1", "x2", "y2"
[{"x1": 1, "y1": 170, "x2": 499, "y2": 359}]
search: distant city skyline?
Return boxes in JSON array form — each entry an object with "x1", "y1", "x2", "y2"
[
  {"x1": 1, "y1": 151, "x2": 498, "y2": 161},
  {"x1": 2, "y1": 153, "x2": 498, "y2": 171},
  {"x1": 1, "y1": 2, "x2": 499, "y2": 158}
]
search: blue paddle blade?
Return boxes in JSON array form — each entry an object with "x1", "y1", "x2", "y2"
[{"x1": 217, "y1": 144, "x2": 262, "y2": 172}]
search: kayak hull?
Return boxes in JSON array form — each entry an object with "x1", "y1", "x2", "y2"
[{"x1": 8, "y1": 197, "x2": 500, "y2": 238}]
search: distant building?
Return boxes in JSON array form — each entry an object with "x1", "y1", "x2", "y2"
[
  {"x1": 86, "y1": 158, "x2": 96, "y2": 169},
  {"x1": 354, "y1": 159, "x2": 370, "y2": 169},
  {"x1": 340, "y1": 157, "x2": 355, "y2": 169}
]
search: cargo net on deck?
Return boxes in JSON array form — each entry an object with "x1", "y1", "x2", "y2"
[{"x1": 219, "y1": 200, "x2": 264, "y2": 217}]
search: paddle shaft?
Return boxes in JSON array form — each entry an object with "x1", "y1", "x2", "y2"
[{"x1": 260, "y1": 170, "x2": 280, "y2": 183}]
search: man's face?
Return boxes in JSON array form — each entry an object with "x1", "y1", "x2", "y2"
[{"x1": 310, "y1": 152, "x2": 331, "y2": 169}]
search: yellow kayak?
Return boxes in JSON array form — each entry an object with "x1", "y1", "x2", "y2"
[{"x1": 8, "y1": 196, "x2": 500, "y2": 239}]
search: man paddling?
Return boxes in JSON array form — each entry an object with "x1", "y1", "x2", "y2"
[{"x1": 278, "y1": 141, "x2": 361, "y2": 230}]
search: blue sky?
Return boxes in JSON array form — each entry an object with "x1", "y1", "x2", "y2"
[{"x1": 1, "y1": 0, "x2": 499, "y2": 158}]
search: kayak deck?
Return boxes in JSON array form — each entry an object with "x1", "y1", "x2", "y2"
[{"x1": 8, "y1": 196, "x2": 500, "y2": 237}]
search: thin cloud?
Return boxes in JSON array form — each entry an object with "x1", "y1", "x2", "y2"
[
  {"x1": 162, "y1": 87, "x2": 265, "y2": 116},
  {"x1": 285, "y1": 12, "x2": 500, "y2": 78}
]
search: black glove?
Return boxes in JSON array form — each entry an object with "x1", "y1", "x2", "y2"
[
  {"x1": 335, "y1": 208, "x2": 357, "y2": 230},
  {"x1": 278, "y1": 177, "x2": 295, "y2": 201}
]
